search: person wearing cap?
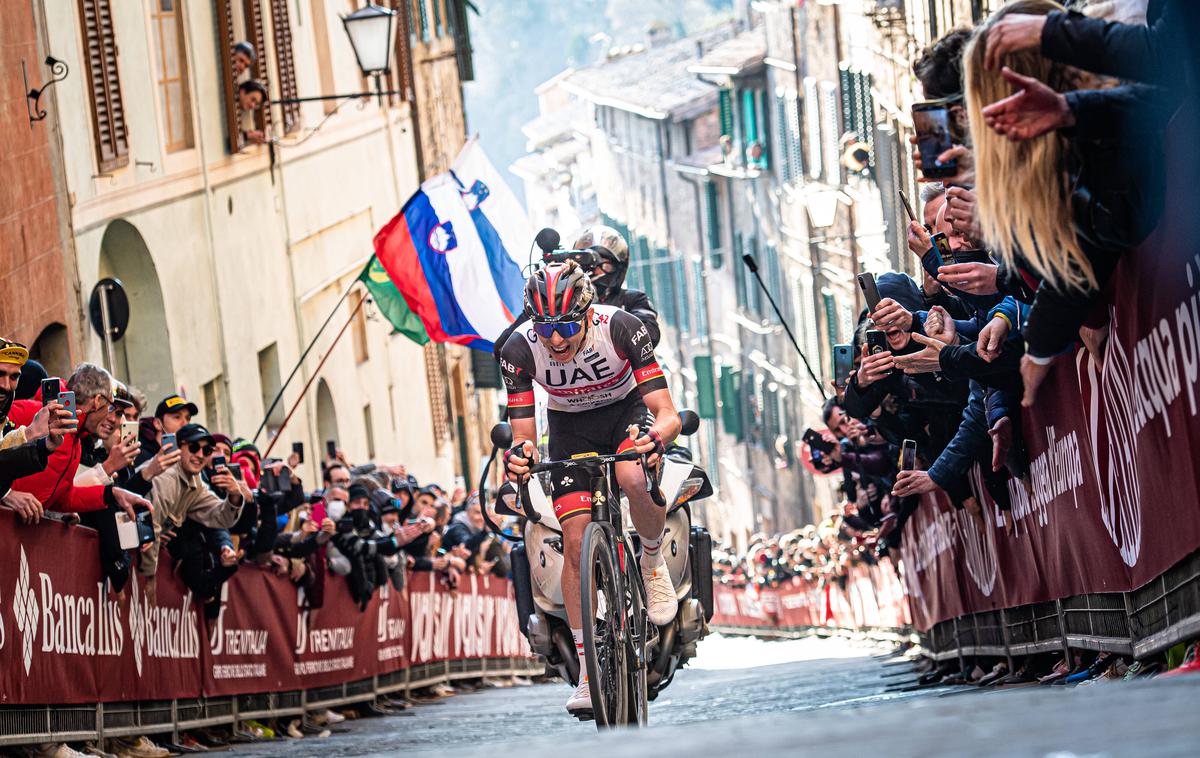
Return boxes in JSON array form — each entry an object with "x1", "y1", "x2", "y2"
[
  {"x1": 7, "y1": 362, "x2": 151, "y2": 522},
  {"x1": 143, "y1": 423, "x2": 245, "y2": 606},
  {"x1": 232, "y1": 40, "x2": 256, "y2": 83},
  {"x1": 327, "y1": 482, "x2": 406, "y2": 609},
  {"x1": 0, "y1": 340, "x2": 76, "y2": 521}
]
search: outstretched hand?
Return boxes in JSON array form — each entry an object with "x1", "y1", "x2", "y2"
[{"x1": 981, "y1": 67, "x2": 1074, "y2": 141}]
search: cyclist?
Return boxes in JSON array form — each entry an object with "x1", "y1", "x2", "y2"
[
  {"x1": 491, "y1": 225, "x2": 660, "y2": 364},
  {"x1": 500, "y1": 260, "x2": 682, "y2": 717}
]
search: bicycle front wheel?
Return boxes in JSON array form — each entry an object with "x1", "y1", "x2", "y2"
[{"x1": 580, "y1": 521, "x2": 629, "y2": 728}]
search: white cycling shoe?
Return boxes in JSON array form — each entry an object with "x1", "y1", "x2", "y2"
[
  {"x1": 642, "y1": 552, "x2": 679, "y2": 626},
  {"x1": 565, "y1": 677, "x2": 593, "y2": 716}
]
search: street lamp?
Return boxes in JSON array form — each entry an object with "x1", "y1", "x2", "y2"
[
  {"x1": 272, "y1": 4, "x2": 400, "y2": 109},
  {"x1": 343, "y1": 5, "x2": 396, "y2": 75},
  {"x1": 342, "y1": 4, "x2": 396, "y2": 103}
]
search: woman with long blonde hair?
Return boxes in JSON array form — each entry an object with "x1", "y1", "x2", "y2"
[{"x1": 965, "y1": 0, "x2": 1097, "y2": 293}]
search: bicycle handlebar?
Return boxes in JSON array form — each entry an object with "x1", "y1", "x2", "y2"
[{"x1": 516, "y1": 448, "x2": 666, "y2": 515}]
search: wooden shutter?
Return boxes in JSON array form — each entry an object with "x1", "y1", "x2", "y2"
[
  {"x1": 78, "y1": 0, "x2": 129, "y2": 172},
  {"x1": 215, "y1": 0, "x2": 242, "y2": 152},
  {"x1": 244, "y1": 0, "x2": 272, "y2": 134},
  {"x1": 389, "y1": 0, "x2": 414, "y2": 104},
  {"x1": 270, "y1": 0, "x2": 300, "y2": 133}
]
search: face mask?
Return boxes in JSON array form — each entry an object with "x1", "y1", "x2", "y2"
[{"x1": 326, "y1": 499, "x2": 346, "y2": 521}]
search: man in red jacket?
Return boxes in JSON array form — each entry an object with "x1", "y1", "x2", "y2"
[{"x1": 7, "y1": 363, "x2": 149, "y2": 520}]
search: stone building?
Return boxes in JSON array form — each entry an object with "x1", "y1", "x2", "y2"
[{"x1": 4, "y1": 0, "x2": 485, "y2": 487}]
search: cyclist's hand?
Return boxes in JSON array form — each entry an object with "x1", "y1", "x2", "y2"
[
  {"x1": 629, "y1": 425, "x2": 666, "y2": 468},
  {"x1": 504, "y1": 440, "x2": 537, "y2": 483}
]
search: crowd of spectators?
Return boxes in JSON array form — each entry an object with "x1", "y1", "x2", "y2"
[
  {"x1": 793, "y1": 0, "x2": 1193, "y2": 564},
  {"x1": 711, "y1": 521, "x2": 881, "y2": 592},
  {"x1": 0, "y1": 349, "x2": 521, "y2": 756}
]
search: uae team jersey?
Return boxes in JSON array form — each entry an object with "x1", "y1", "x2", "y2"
[{"x1": 500, "y1": 305, "x2": 668, "y2": 418}]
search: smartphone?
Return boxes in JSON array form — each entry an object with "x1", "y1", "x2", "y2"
[
  {"x1": 803, "y1": 428, "x2": 836, "y2": 455},
  {"x1": 833, "y1": 344, "x2": 854, "y2": 390},
  {"x1": 931, "y1": 232, "x2": 954, "y2": 266},
  {"x1": 912, "y1": 101, "x2": 957, "y2": 179},
  {"x1": 121, "y1": 419, "x2": 139, "y2": 442},
  {"x1": 58, "y1": 391, "x2": 76, "y2": 420},
  {"x1": 950, "y1": 249, "x2": 990, "y2": 265},
  {"x1": 115, "y1": 512, "x2": 140, "y2": 550},
  {"x1": 898, "y1": 189, "x2": 917, "y2": 223},
  {"x1": 161, "y1": 433, "x2": 177, "y2": 452},
  {"x1": 41, "y1": 378, "x2": 60, "y2": 406},
  {"x1": 857, "y1": 273, "x2": 882, "y2": 312},
  {"x1": 292, "y1": 441, "x2": 304, "y2": 464},
  {"x1": 900, "y1": 439, "x2": 918, "y2": 471},
  {"x1": 228, "y1": 463, "x2": 243, "y2": 480},
  {"x1": 866, "y1": 329, "x2": 889, "y2": 357},
  {"x1": 325, "y1": 439, "x2": 337, "y2": 459},
  {"x1": 211, "y1": 454, "x2": 227, "y2": 476}
]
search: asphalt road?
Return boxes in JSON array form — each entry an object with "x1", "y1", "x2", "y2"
[{"x1": 227, "y1": 634, "x2": 1200, "y2": 758}]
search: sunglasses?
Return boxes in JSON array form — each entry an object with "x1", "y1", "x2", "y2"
[
  {"x1": 533, "y1": 321, "x2": 584, "y2": 340},
  {"x1": 186, "y1": 442, "x2": 215, "y2": 455}
]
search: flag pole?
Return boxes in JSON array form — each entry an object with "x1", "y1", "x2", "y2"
[
  {"x1": 251, "y1": 279, "x2": 356, "y2": 445},
  {"x1": 259, "y1": 293, "x2": 369, "y2": 460}
]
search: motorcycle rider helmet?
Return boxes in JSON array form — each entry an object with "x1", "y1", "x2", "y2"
[
  {"x1": 572, "y1": 225, "x2": 629, "y2": 301},
  {"x1": 524, "y1": 260, "x2": 595, "y2": 325}
]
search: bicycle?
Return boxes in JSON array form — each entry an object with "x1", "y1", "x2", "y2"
[{"x1": 513, "y1": 445, "x2": 665, "y2": 727}]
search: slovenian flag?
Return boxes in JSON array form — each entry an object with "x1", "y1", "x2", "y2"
[{"x1": 371, "y1": 138, "x2": 529, "y2": 352}]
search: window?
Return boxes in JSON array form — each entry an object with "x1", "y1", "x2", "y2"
[
  {"x1": 363, "y1": 404, "x2": 376, "y2": 460},
  {"x1": 351, "y1": 287, "x2": 369, "y2": 364},
  {"x1": 718, "y1": 88, "x2": 734, "y2": 141},
  {"x1": 149, "y1": 0, "x2": 194, "y2": 151},
  {"x1": 718, "y1": 366, "x2": 743, "y2": 440},
  {"x1": 704, "y1": 180, "x2": 721, "y2": 254},
  {"x1": 257, "y1": 343, "x2": 284, "y2": 439},
  {"x1": 270, "y1": 0, "x2": 300, "y2": 133},
  {"x1": 733, "y1": 232, "x2": 747, "y2": 309},
  {"x1": 415, "y1": 0, "x2": 430, "y2": 42},
  {"x1": 79, "y1": 0, "x2": 129, "y2": 171},
  {"x1": 215, "y1": 0, "x2": 272, "y2": 152},
  {"x1": 803, "y1": 77, "x2": 822, "y2": 180},
  {"x1": 820, "y1": 80, "x2": 841, "y2": 185}
]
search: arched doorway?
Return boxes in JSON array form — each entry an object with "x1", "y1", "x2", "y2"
[
  {"x1": 315, "y1": 379, "x2": 340, "y2": 457},
  {"x1": 97, "y1": 220, "x2": 175, "y2": 402},
  {"x1": 29, "y1": 323, "x2": 71, "y2": 379}
]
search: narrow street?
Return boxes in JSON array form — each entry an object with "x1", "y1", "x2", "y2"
[{"x1": 228, "y1": 634, "x2": 1200, "y2": 758}]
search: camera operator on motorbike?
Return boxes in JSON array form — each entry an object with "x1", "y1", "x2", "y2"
[
  {"x1": 492, "y1": 225, "x2": 660, "y2": 364},
  {"x1": 499, "y1": 260, "x2": 681, "y2": 717}
]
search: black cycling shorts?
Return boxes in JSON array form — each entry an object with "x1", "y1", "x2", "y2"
[{"x1": 545, "y1": 391, "x2": 653, "y2": 523}]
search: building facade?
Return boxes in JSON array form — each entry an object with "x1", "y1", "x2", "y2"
[
  {"x1": 9, "y1": 0, "x2": 484, "y2": 487},
  {"x1": 517, "y1": 1, "x2": 1010, "y2": 545}
]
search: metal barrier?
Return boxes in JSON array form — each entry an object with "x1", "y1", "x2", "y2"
[{"x1": 0, "y1": 656, "x2": 543, "y2": 748}]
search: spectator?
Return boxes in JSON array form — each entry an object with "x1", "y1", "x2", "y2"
[
  {"x1": 328, "y1": 483, "x2": 404, "y2": 610},
  {"x1": 232, "y1": 40, "x2": 256, "y2": 83},
  {"x1": 143, "y1": 423, "x2": 245, "y2": 615},
  {"x1": 135, "y1": 393, "x2": 197, "y2": 469},
  {"x1": 0, "y1": 341, "x2": 74, "y2": 519},
  {"x1": 239, "y1": 80, "x2": 269, "y2": 145},
  {"x1": 7, "y1": 363, "x2": 149, "y2": 521}
]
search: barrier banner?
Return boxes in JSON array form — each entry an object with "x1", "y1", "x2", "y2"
[
  {"x1": 710, "y1": 562, "x2": 910, "y2": 631},
  {"x1": 0, "y1": 509, "x2": 529, "y2": 705},
  {"x1": 408, "y1": 572, "x2": 527, "y2": 665},
  {"x1": 899, "y1": 104, "x2": 1200, "y2": 631}
]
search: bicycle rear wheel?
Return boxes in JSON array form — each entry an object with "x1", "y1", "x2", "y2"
[{"x1": 580, "y1": 522, "x2": 628, "y2": 728}]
